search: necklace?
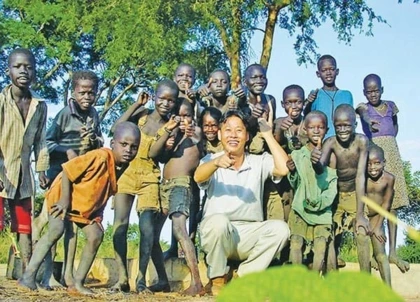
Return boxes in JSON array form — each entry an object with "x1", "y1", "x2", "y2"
[
  {"x1": 373, "y1": 101, "x2": 387, "y2": 112},
  {"x1": 322, "y1": 88, "x2": 338, "y2": 121}
]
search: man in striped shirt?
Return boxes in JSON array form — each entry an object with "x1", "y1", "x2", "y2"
[{"x1": 0, "y1": 48, "x2": 49, "y2": 273}]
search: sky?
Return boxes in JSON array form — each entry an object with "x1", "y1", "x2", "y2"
[{"x1": 46, "y1": 0, "x2": 420, "y2": 244}]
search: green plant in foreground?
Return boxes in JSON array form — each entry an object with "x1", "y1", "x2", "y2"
[{"x1": 218, "y1": 266, "x2": 403, "y2": 302}]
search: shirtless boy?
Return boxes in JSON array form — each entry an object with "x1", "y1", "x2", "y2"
[
  {"x1": 0, "y1": 48, "x2": 49, "y2": 273},
  {"x1": 19, "y1": 122, "x2": 140, "y2": 295},
  {"x1": 365, "y1": 144, "x2": 393, "y2": 285},
  {"x1": 311, "y1": 104, "x2": 371, "y2": 272},
  {"x1": 111, "y1": 80, "x2": 178, "y2": 293},
  {"x1": 149, "y1": 99, "x2": 204, "y2": 296}
]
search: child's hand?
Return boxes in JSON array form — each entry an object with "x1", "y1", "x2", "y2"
[
  {"x1": 286, "y1": 156, "x2": 296, "y2": 172},
  {"x1": 185, "y1": 85, "x2": 197, "y2": 102},
  {"x1": 50, "y1": 200, "x2": 69, "y2": 219},
  {"x1": 184, "y1": 120, "x2": 196, "y2": 138},
  {"x1": 0, "y1": 180, "x2": 3, "y2": 192},
  {"x1": 233, "y1": 85, "x2": 246, "y2": 99},
  {"x1": 372, "y1": 226, "x2": 387, "y2": 244},
  {"x1": 136, "y1": 91, "x2": 149, "y2": 106},
  {"x1": 370, "y1": 120, "x2": 380, "y2": 132},
  {"x1": 227, "y1": 95, "x2": 238, "y2": 110},
  {"x1": 307, "y1": 89, "x2": 319, "y2": 103},
  {"x1": 251, "y1": 103, "x2": 266, "y2": 119},
  {"x1": 165, "y1": 115, "x2": 180, "y2": 132},
  {"x1": 214, "y1": 151, "x2": 235, "y2": 169},
  {"x1": 38, "y1": 172, "x2": 49, "y2": 190},
  {"x1": 197, "y1": 77, "x2": 213, "y2": 98},
  {"x1": 356, "y1": 216, "x2": 372, "y2": 236},
  {"x1": 280, "y1": 117, "x2": 293, "y2": 131},
  {"x1": 165, "y1": 135, "x2": 175, "y2": 150},
  {"x1": 311, "y1": 147, "x2": 322, "y2": 164},
  {"x1": 66, "y1": 149, "x2": 78, "y2": 160}
]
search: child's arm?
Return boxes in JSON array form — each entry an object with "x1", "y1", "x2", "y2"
[
  {"x1": 34, "y1": 102, "x2": 50, "y2": 189},
  {"x1": 148, "y1": 116, "x2": 180, "y2": 160},
  {"x1": 355, "y1": 136, "x2": 371, "y2": 235},
  {"x1": 110, "y1": 92, "x2": 148, "y2": 133},
  {"x1": 303, "y1": 89, "x2": 318, "y2": 116},
  {"x1": 356, "y1": 103, "x2": 380, "y2": 133},
  {"x1": 50, "y1": 171, "x2": 72, "y2": 218},
  {"x1": 391, "y1": 102, "x2": 399, "y2": 135},
  {"x1": 259, "y1": 119, "x2": 289, "y2": 178},
  {"x1": 372, "y1": 174, "x2": 395, "y2": 243}
]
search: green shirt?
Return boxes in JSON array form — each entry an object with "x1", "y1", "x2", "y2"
[{"x1": 288, "y1": 145, "x2": 337, "y2": 225}]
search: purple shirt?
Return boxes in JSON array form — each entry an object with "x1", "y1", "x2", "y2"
[{"x1": 359, "y1": 101, "x2": 398, "y2": 139}]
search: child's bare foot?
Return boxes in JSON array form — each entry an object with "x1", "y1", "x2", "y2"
[
  {"x1": 136, "y1": 282, "x2": 153, "y2": 295},
  {"x1": 40, "y1": 276, "x2": 65, "y2": 290},
  {"x1": 37, "y1": 282, "x2": 52, "y2": 291},
  {"x1": 18, "y1": 277, "x2": 38, "y2": 291},
  {"x1": 389, "y1": 254, "x2": 410, "y2": 273},
  {"x1": 73, "y1": 283, "x2": 94, "y2": 296},
  {"x1": 163, "y1": 248, "x2": 178, "y2": 261},
  {"x1": 149, "y1": 281, "x2": 170, "y2": 293},
  {"x1": 181, "y1": 283, "x2": 205, "y2": 296},
  {"x1": 62, "y1": 274, "x2": 75, "y2": 288},
  {"x1": 109, "y1": 281, "x2": 130, "y2": 293}
]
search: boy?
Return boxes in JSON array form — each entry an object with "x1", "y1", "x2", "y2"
[
  {"x1": 111, "y1": 80, "x2": 178, "y2": 293},
  {"x1": 0, "y1": 48, "x2": 49, "y2": 273},
  {"x1": 287, "y1": 111, "x2": 337, "y2": 273},
  {"x1": 311, "y1": 104, "x2": 371, "y2": 272},
  {"x1": 32, "y1": 70, "x2": 104, "y2": 289},
  {"x1": 19, "y1": 122, "x2": 140, "y2": 295},
  {"x1": 271, "y1": 84, "x2": 307, "y2": 221},
  {"x1": 149, "y1": 99, "x2": 204, "y2": 296},
  {"x1": 366, "y1": 144, "x2": 393, "y2": 285},
  {"x1": 198, "y1": 69, "x2": 246, "y2": 113},
  {"x1": 304, "y1": 54, "x2": 353, "y2": 139}
]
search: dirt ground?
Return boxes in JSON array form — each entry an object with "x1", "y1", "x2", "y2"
[{"x1": 0, "y1": 277, "x2": 215, "y2": 302}]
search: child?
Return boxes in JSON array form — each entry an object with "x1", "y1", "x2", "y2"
[
  {"x1": 19, "y1": 122, "x2": 140, "y2": 295},
  {"x1": 198, "y1": 69, "x2": 246, "y2": 114},
  {"x1": 287, "y1": 111, "x2": 337, "y2": 273},
  {"x1": 311, "y1": 104, "x2": 371, "y2": 272},
  {"x1": 149, "y1": 99, "x2": 204, "y2": 296},
  {"x1": 304, "y1": 54, "x2": 353, "y2": 139},
  {"x1": 32, "y1": 70, "x2": 104, "y2": 289},
  {"x1": 270, "y1": 84, "x2": 307, "y2": 221},
  {"x1": 110, "y1": 80, "x2": 178, "y2": 293},
  {"x1": 200, "y1": 107, "x2": 223, "y2": 155},
  {"x1": 366, "y1": 144, "x2": 393, "y2": 286},
  {"x1": 0, "y1": 48, "x2": 49, "y2": 273},
  {"x1": 356, "y1": 73, "x2": 410, "y2": 273}
]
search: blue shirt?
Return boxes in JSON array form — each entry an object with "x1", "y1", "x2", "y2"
[{"x1": 311, "y1": 89, "x2": 353, "y2": 139}]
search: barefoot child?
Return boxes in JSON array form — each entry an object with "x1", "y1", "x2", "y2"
[
  {"x1": 287, "y1": 111, "x2": 337, "y2": 273},
  {"x1": 19, "y1": 122, "x2": 140, "y2": 295},
  {"x1": 311, "y1": 104, "x2": 371, "y2": 272},
  {"x1": 366, "y1": 144, "x2": 393, "y2": 286},
  {"x1": 271, "y1": 84, "x2": 307, "y2": 221},
  {"x1": 149, "y1": 99, "x2": 204, "y2": 296},
  {"x1": 0, "y1": 48, "x2": 49, "y2": 274},
  {"x1": 356, "y1": 74, "x2": 410, "y2": 273},
  {"x1": 110, "y1": 80, "x2": 178, "y2": 293},
  {"x1": 32, "y1": 70, "x2": 104, "y2": 289},
  {"x1": 304, "y1": 54, "x2": 353, "y2": 139}
]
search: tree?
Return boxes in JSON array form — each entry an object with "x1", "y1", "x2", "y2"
[{"x1": 192, "y1": 0, "x2": 418, "y2": 83}]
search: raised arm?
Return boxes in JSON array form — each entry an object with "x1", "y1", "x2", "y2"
[
  {"x1": 110, "y1": 92, "x2": 148, "y2": 133},
  {"x1": 259, "y1": 119, "x2": 289, "y2": 178}
]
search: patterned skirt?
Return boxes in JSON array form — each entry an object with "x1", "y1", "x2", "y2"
[{"x1": 372, "y1": 136, "x2": 409, "y2": 210}]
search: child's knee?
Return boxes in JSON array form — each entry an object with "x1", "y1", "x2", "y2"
[
  {"x1": 290, "y1": 235, "x2": 304, "y2": 250},
  {"x1": 375, "y1": 253, "x2": 388, "y2": 264}
]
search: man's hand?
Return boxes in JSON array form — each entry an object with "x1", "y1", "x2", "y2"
[
  {"x1": 214, "y1": 151, "x2": 235, "y2": 169},
  {"x1": 136, "y1": 91, "x2": 149, "y2": 106},
  {"x1": 38, "y1": 172, "x2": 49, "y2": 190},
  {"x1": 66, "y1": 149, "x2": 78, "y2": 160},
  {"x1": 307, "y1": 89, "x2": 319, "y2": 103}
]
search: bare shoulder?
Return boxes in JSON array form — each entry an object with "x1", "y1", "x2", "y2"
[
  {"x1": 355, "y1": 133, "x2": 369, "y2": 147},
  {"x1": 383, "y1": 170, "x2": 395, "y2": 184}
]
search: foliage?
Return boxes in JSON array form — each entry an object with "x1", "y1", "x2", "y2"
[
  {"x1": 218, "y1": 266, "x2": 403, "y2": 302},
  {"x1": 398, "y1": 161, "x2": 420, "y2": 226},
  {"x1": 397, "y1": 232, "x2": 420, "y2": 263},
  {"x1": 338, "y1": 232, "x2": 358, "y2": 263}
]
